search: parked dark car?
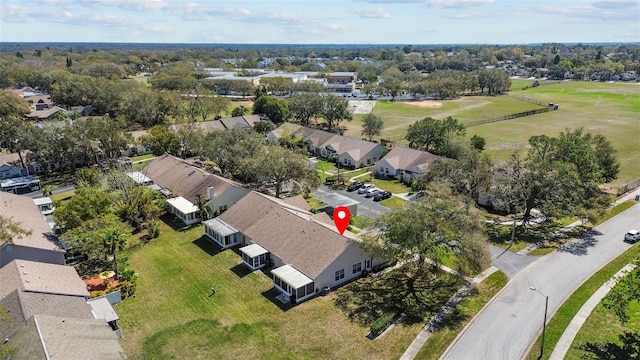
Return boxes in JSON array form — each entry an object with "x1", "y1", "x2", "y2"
[
  {"x1": 373, "y1": 190, "x2": 391, "y2": 201},
  {"x1": 347, "y1": 181, "x2": 364, "y2": 192}
]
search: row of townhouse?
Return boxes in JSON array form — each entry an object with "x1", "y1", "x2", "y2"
[
  {"x1": 268, "y1": 123, "x2": 444, "y2": 184},
  {"x1": 0, "y1": 191, "x2": 125, "y2": 359},
  {"x1": 132, "y1": 155, "x2": 384, "y2": 304}
]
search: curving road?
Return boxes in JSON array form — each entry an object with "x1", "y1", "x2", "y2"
[{"x1": 442, "y1": 203, "x2": 640, "y2": 360}]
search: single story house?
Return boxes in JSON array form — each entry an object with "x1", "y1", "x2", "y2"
[
  {"x1": 203, "y1": 191, "x2": 384, "y2": 304},
  {"x1": 0, "y1": 163, "x2": 23, "y2": 179},
  {"x1": 143, "y1": 154, "x2": 250, "y2": 225},
  {"x1": 169, "y1": 114, "x2": 262, "y2": 135},
  {"x1": 375, "y1": 146, "x2": 443, "y2": 184},
  {"x1": 0, "y1": 191, "x2": 65, "y2": 268},
  {"x1": 122, "y1": 130, "x2": 150, "y2": 157},
  {"x1": 268, "y1": 124, "x2": 387, "y2": 169}
]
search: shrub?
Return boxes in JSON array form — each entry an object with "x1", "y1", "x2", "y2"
[
  {"x1": 370, "y1": 312, "x2": 396, "y2": 336},
  {"x1": 90, "y1": 290, "x2": 106, "y2": 298}
]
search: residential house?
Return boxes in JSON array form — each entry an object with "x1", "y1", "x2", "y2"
[
  {"x1": 269, "y1": 124, "x2": 387, "y2": 169},
  {"x1": 122, "y1": 130, "x2": 150, "y2": 157},
  {"x1": 203, "y1": 191, "x2": 384, "y2": 304},
  {"x1": 142, "y1": 154, "x2": 250, "y2": 225},
  {"x1": 4, "y1": 315, "x2": 126, "y2": 360},
  {"x1": 0, "y1": 191, "x2": 65, "y2": 267},
  {"x1": 0, "y1": 162, "x2": 23, "y2": 179},
  {"x1": 375, "y1": 146, "x2": 443, "y2": 184},
  {"x1": 169, "y1": 114, "x2": 261, "y2": 135}
]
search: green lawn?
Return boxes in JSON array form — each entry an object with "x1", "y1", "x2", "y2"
[
  {"x1": 130, "y1": 154, "x2": 155, "y2": 162},
  {"x1": 50, "y1": 190, "x2": 75, "y2": 202},
  {"x1": 415, "y1": 270, "x2": 508, "y2": 359},
  {"x1": 372, "y1": 179, "x2": 411, "y2": 194},
  {"x1": 116, "y1": 221, "x2": 422, "y2": 360},
  {"x1": 380, "y1": 196, "x2": 408, "y2": 210},
  {"x1": 342, "y1": 81, "x2": 640, "y2": 185}
]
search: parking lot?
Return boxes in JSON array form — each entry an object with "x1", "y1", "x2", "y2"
[{"x1": 312, "y1": 185, "x2": 392, "y2": 218}]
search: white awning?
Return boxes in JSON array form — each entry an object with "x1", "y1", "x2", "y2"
[
  {"x1": 167, "y1": 196, "x2": 198, "y2": 214},
  {"x1": 126, "y1": 171, "x2": 152, "y2": 185},
  {"x1": 240, "y1": 243, "x2": 269, "y2": 258},
  {"x1": 87, "y1": 297, "x2": 120, "y2": 322},
  {"x1": 33, "y1": 197, "x2": 52, "y2": 206},
  {"x1": 272, "y1": 265, "x2": 313, "y2": 289},
  {"x1": 203, "y1": 218, "x2": 238, "y2": 237}
]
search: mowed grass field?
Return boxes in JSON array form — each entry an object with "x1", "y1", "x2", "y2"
[
  {"x1": 116, "y1": 221, "x2": 422, "y2": 360},
  {"x1": 342, "y1": 81, "x2": 640, "y2": 184}
]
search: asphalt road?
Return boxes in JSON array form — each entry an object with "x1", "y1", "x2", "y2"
[
  {"x1": 442, "y1": 203, "x2": 640, "y2": 360},
  {"x1": 489, "y1": 245, "x2": 537, "y2": 279}
]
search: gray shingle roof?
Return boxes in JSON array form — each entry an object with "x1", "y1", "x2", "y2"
[
  {"x1": 379, "y1": 146, "x2": 442, "y2": 170},
  {"x1": 0, "y1": 259, "x2": 89, "y2": 299},
  {"x1": 218, "y1": 192, "x2": 361, "y2": 279},
  {"x1": 0, "y1": 191, "x2": 61, "y2": 252},
  {"x1": 143, "y1": 154, "x2": 239, "y2": 204}
]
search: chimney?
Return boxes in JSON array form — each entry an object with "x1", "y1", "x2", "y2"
[{"x1": 207, "y1": 186, "x2": 215, "y2": 200}]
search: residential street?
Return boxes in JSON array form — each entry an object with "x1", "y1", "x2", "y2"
[{"x1": 442, "y1": 203, "x2": 640, "y2": 360}]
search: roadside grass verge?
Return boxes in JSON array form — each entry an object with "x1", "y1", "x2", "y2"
[
  {"x1": 116, "y1": 221, "x2": 421, "y2": 360},
  {"x1": 524, "y1": 243, "x2": 640, "y2": 360},
  {"x1": 305, "y1": 195, "x2": 327, "y2": 210},
  {"x1": 130, "y1": 154, "x2": 155, "y2": 162},
  {"x1": 596, "y1": 200, "x2": 636, "y2": 224},
  {"x1": 415, "y1": 270, "x2": 508, "y2": 359}
]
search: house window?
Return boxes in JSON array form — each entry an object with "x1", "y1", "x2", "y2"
[
  {"x1": 352, "y1": 262, "x2": 362, "y2": 274},
  {"x1": 335, "y1": 269, "x2": 345, "y2": 281},
  {"x1": 365, "y1": 259, "x2": 372, "y2": 269},
  {"x1": 219, "y1": 205, "x2": 227, "y2": 212}
]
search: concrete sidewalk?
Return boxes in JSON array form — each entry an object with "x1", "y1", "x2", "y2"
[
  {"x1": 398, "y1": 266, "x2": 499, "y2": 360},
  {"x1": 549, "y1": 263, "x2": 637, "y2": 359}
]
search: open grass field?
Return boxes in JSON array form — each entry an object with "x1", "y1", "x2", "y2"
[
  {"x1": 341, "y1": 80, "x2": 639, "y2": 185},
  {"x1": 116, "y1": 220, "x2": 422, "y2": 360}
]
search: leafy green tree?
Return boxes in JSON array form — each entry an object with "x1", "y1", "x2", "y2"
[
  {"x1": 231, "y1": 105, "x2": 250, "y2": 117},
  {"x1": 64, "y1": 214, "x2": 132, "y2": 278},
  {"x1": 252, "y1": 95, "x2": 290, "y2": 124},
  {"x1": 0, "y1": 90, "x2": 30, "y2": 118},
  {"x1": 150, "y1": 63, "x2": 197, "y2": 91},
  {"x1": 53, "y1": 186, "x2": 113, "y2": 231},
  {"x1": 253, "y1": 121, "x2": 275, "y2": 134},
  {"x1": 287, "y1": 93, "x2": 323, "y2": 126},
  {"x1": 106, "y1": 170, "x2": 161, "y2": 231},
  {"x1": 320, "y1": 94, "x2": 352, "y2": 130},
  {"x1": 202, "y1": 128, "x2": 265, "y2": 179},
  {"x1": 361, "y1": 113, "x2": 384, "y2": 141},
  {"x1": 470, "y1": 134, "x2": 486, "y2": 151},
  {"x1": 75, "y1": 167, "x2": 103, "y2": 188},
  {"x1": 173, "y1": 120, "x2": 206, "y2": 158},
  {"x1": 250, "y1": 145, "x2": 320, "y2": 198},
  {"x1": 405, "y1": 116, "x2": 466, "y2": 156},
  {"x1": 359, "y1": 188, "x2": 490, "y2": 316},
  {"x1": 195, "y1": 194, "x2": 212, "y2": 220},
  {"x1": 120, "y1": 87, "x2": 179, "y2": 128},
  {"x1": 603, "y1": 261, "x2": 640, "y2": 324},
  {"x1": 85, "y1": 116, "x2": 132, "y2": 160},
  {"x1": 140, "y1": 125, "x2": 181, "y2": 156}
]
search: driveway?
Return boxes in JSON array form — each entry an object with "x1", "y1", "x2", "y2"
[
  {"x1": 489, "y1": 245, "x2": 537, "y2": 279},
  {"x1": 312, "y1": 185, "x2": 392, "y2": 218},
  {"x1": 442, "y1": 203, "x2": 640, "y2": 359}
]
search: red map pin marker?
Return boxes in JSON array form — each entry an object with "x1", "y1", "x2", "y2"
[{"x1": 333, "y1": 206, "x2": 351, "y2": 235}]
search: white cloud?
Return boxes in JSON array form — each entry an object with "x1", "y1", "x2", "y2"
[
  {"x1": 351, "y1": 7, "x2": 391, "y2": 18},
  {"x1": 76, "y1": 0, "x2": 169, "y2": 10},
  {"x1": 355, "y1": 0, "x2": 494, "y2": 7},
  {"x1": 534, "y1": 1, "x2": 640, "y2": 21}
]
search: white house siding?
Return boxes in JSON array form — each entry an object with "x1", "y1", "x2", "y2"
[
  {"x1": 208, "y1": 186, "x2": 250, "y2": 215},
  {"x1": 313, "y1": 242, "x2": 384, "y2": 291},
  {"x1": 375, "y1": 159, "x2": 399, "y2": 178}
]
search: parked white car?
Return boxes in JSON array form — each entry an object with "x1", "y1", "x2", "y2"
[
  {"x1": 624, "y1": 229, "x2": 640, "y2": 243},
  {"x1": 365, "y1": 188, "x2": 379, "y2": 198},
  {"x1": 358, "y1": 183, "x2": 374, "y2": 194}
]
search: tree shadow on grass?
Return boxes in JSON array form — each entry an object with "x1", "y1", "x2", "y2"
[
  {"x1": 160, "y1": 213, "x2": 196, "y2": 232},
  {"x1": 334, "y1": 269, "x2": 461, "y2": 327},
  {"x1": 578, "y1": 331, "x2": 640, "y2": 359},
  {"x1": 191, "y1": 236, "x2": 221, "y2": 257}
]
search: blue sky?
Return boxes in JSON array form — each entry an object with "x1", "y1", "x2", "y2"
[{"x1": 1, "y1": 0, "x2": 638, "y2": 44}]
